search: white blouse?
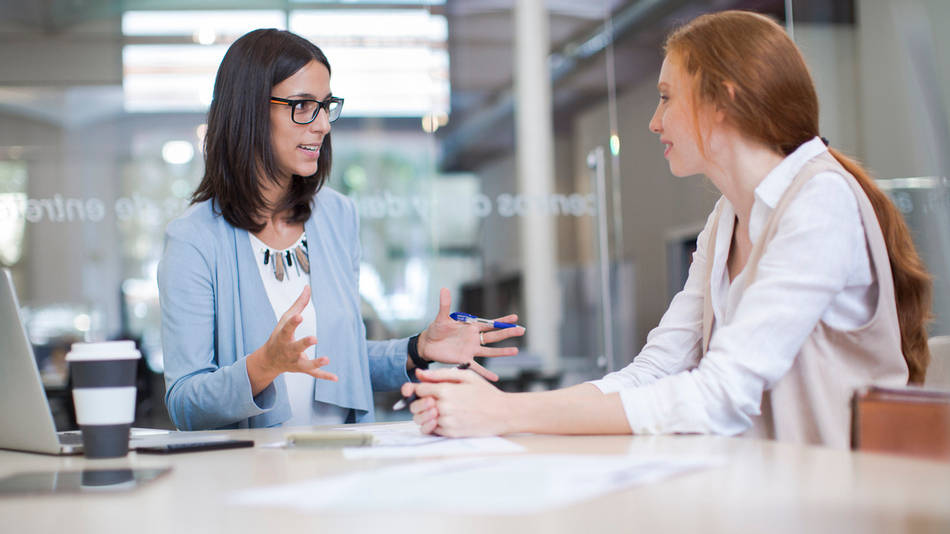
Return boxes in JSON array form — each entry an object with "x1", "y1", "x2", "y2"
[
  {"x1": 590, "y1": 137, "x2": 876, "y2": 436},
  {"x1": 248, "y1": 231, "x2": 349, "y2": 427}
]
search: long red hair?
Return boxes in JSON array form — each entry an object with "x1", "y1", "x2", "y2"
[{"x1": 665, "y1": 10, "x2": 932, "y2": 383}]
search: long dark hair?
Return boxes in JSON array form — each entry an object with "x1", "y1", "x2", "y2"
[
  {"x1": 192, "y1": 28, "x2": 333, "y2": 232},
  {"x1": 666, "y1": 11, "x2": 932, "y2": 383}
]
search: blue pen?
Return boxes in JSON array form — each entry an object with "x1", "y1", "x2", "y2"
[{"x1": 449, "y1": 312, "x2": 522, "y2": 330}]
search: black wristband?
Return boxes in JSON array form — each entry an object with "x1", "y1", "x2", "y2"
[{"x1": 407, "y1": 334, "x2": 429, "y2": 370}]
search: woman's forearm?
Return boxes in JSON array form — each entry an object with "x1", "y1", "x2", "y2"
[
  {"x1": 410, "y1": 369, "x2": 632, "y2": 437},
  {"x1": 504, "y1": 383, "x2": 632, "y2": 435}
]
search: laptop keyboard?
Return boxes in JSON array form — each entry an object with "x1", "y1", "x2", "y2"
[
  {"x1": 58, "y1": 429, "x2": 173, "y2": 447},
  {"x1": 58, "y1": 432, "x2": 83, "y2": 446}
]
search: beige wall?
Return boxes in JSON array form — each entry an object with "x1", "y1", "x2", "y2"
[
  {"x1": 0, "y1": 17, "x2": 121, "y2": 86},
  {"x1": 855, "y1": 0, "x2": 949, "y2": 179},
  {"x1": 795, "y1": 25, "x2": 861, "y2": 159},
  {"x1": 474, "y1": 154, "x2": 520, "y2": 278}
]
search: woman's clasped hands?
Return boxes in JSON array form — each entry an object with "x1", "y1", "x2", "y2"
[{"x1": 403, "y1": 367, "x2": 510, "y2": 437}]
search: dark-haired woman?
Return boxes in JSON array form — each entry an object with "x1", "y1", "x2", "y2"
[
  {"x1": 158, "y1": 29, "x2": 523, "y2": 431},
  {"x1": 403, "y1": 10, "x2": 932, "y2": 448}
]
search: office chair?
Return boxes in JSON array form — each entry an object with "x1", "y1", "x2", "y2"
[{"x1": 926, "y1": 336, "x2": 950, "y2": 389}]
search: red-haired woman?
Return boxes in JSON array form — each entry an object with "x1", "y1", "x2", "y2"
[{"x1": 402, "y1": 10, "x2": 932, "y2": 447}]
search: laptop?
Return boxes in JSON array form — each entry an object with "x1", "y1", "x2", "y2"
[{"x1": 0, "y1": 268, "x2": 181, "y2": 455}]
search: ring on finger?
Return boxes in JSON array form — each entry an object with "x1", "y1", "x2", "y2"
[{"x1": 479, "y1": 332, "x2": 485, "y2": 345}]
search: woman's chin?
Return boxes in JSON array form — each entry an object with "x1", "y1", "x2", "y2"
[
  {"x1": 668, "y1": 162, "x2": 700, "y2": 178},
  {"x1": 294, "y1": 165, "x2": 319, "y2": 178}
]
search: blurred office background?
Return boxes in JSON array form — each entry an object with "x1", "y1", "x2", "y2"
[{"x1": 0, "y1": 0, "x2": 947, "y2": 428}]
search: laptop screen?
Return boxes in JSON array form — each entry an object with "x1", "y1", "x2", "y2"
[{"x1": 0, "y1": 269, "x2": 68, "y2": 454}]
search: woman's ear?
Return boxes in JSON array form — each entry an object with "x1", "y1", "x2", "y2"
[
  {"x1": 714, "y1": 81, "x2": 737, "y2": 123},
  {"x1": 723, "y1": 80, "x2": 737, "y2": 100}
]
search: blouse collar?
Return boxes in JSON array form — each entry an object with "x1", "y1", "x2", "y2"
[{"x1": 753, "y1": 137, "x2": 828, "y2": 210}]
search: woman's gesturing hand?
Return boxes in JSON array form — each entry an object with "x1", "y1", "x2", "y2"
[
  {"x1": 415, "y1": 288, "x2": 525, "y2": 381},
  {"x1": 266, "y1": 285, "x2": 338, "y2": 379},
  {"x1": 401, "y1": 368, "x2": 510, "y2": 437},
  {"x1": 248, "y1": 285, "x2": 337, "y2": 395}
]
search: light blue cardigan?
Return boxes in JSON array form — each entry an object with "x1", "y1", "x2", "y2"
[{"x1": 158, "y1": 187, "x2": 410, "y2": 430}]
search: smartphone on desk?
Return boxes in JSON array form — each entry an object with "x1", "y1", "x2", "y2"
[{"x1": 135, "y1": 439, "x2": 254, "y2": 454}]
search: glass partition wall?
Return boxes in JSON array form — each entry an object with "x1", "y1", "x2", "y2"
[
  {"x1": 789, "y1": 0, "x2": 950, "y2": 338},
  {"x1": 3, "y1": 0, "x2": 947, "y2": 428},
  {"x1": 0, "y1": 0, "x2": 629, "y2": 426}
]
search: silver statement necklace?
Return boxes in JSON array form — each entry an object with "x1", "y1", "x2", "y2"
[{"x1": 260, "y1": 233, "x2": 310, "y2": 282}]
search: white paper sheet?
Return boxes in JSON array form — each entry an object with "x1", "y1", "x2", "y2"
[
  {"x1": 331, "y1": 421, "x2": 525, "y2": 459},
  {"x1": 230, "y1": 454, "x2": 716, "y2": 515},
  {"x1": 332, "y1": 421, "x2": 446, "y2": 446}
]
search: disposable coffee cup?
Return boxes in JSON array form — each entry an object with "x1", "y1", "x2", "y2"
[{"x1": 65, "y1": 341, "x2": 141, "y2": 459}]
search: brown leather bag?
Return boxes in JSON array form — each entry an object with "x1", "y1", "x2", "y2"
[{"x1": 851, "y1": 386, "x2": 950, "y2": 461}]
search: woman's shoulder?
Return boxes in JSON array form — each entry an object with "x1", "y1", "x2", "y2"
[
  {"x1": 311, "y1": 185, "x2": 357, "y2": 221},
  {"x1": 776, "y1": 170, "x2": 866, "y2": 256},
  {"x1": 165, "y1": 199, "x2": 229, "y2": 245},
  {"x1": 312, "y1": 185, "x2": 354, "y2": 211},
  {"x1": 793, "y1": 170, "x2": 861, "y2": 219}
]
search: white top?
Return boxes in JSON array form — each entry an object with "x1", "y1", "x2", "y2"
[
  {"x1": 591, "y1": 138, "x2": 876, "y2": 436},
  {"x1": 248, "y1": 232, "x2": 349, "y2": 427}
]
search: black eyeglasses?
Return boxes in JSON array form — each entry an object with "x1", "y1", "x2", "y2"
[{"x1": 269, "y1": 96, "x2": 344, "y2": 124}]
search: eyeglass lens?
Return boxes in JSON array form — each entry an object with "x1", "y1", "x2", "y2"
[{"x1": 292, "y1": 100, "x2": 342, "y2": 124}]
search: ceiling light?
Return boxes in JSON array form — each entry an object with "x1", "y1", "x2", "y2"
[{"x1": 162, "y1": 140, "x2": 194, "y2": 165}]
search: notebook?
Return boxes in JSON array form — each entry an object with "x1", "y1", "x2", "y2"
[{"x1": 851, "y1": 385, "x2": 950, "y2": 461}]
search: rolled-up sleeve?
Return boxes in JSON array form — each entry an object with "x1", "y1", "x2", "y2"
[{"x1": 366, "y1": 338, "x2": 411, "y2": 391}]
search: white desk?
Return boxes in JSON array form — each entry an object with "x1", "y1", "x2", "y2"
[{"x1": 1, "y1": 426, "x2": 948, "y2": 533}]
